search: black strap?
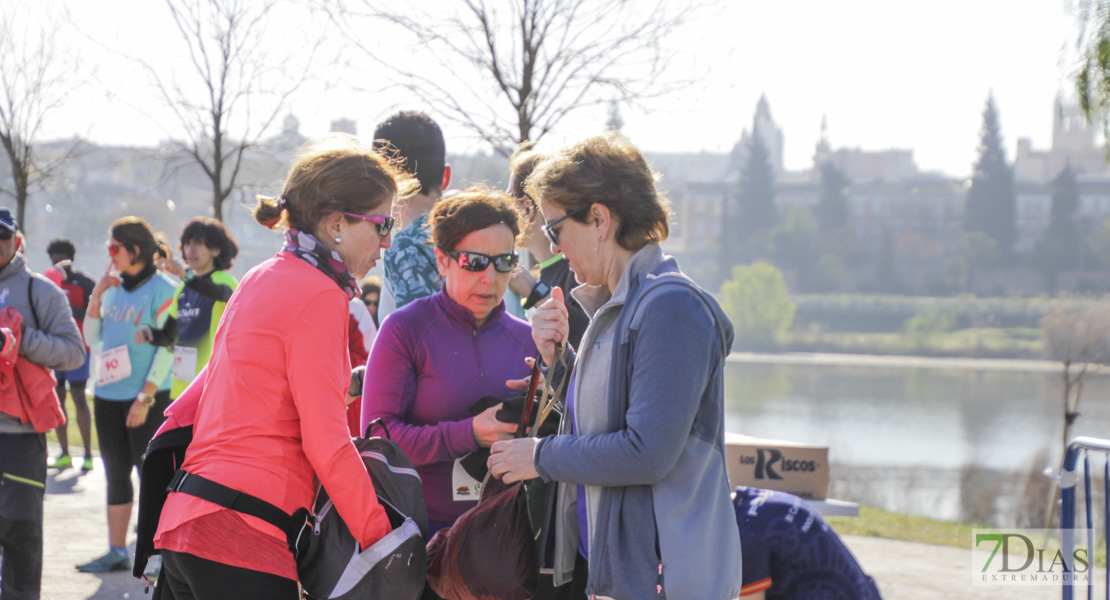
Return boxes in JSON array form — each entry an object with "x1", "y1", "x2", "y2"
[
  {"x1": 167, "y1": 469, "x2": 308, "y2": 554},
  {"x1": 366, "y1": 417, "x2": 391, "y2": 440},
  {"x1": 27, "y1": 277, "x2": 39, "y2": 330}
]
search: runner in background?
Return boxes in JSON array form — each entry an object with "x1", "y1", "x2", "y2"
[
  {"x1": 43, "y1": 238, "x2": 97, "y2": 472},
  {"x1": 76, "y1": 217, "x2": 176, "y2": 574},
  {"x1": 0, "y1": 211, "x2": 85, "y2": 600},
  {"x1": 372, "y1": 111, "x2": 450, "y2": 320},
  {"x1": 360, "y1": 276, "x2": 382, "y2": 327},
  {"x1": 135, "y1": 217, "x2": 238, "y2": 400},
  {"x1": 505, "y1": 144, "x2": 588, "y2": 350}
]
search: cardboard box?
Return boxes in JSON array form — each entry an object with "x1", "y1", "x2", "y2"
[{"x1": 724, "y1": 433, "x2": 830, "y2": 500}]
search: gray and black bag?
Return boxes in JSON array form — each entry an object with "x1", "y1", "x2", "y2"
[
  {"x1": 139, "y1": 420, "x2": 428, "y2": 600},
  {"x1": 299, "y1": 422, "x2": 429, "y2": 600}
]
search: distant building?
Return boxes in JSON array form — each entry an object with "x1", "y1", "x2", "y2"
[{"x1": 1014, "y1": 96, "x2": 1105, "y2": 184}]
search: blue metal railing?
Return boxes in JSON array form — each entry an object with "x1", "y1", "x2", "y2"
[{"x1": 1061, "y1": 436, "x2": 1110, "y2": 600}]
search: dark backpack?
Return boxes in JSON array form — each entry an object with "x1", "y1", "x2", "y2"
[
  {"x1": 135, "y1": 422, "x2": 428, "y2": 600},
  {"x1": 298, "y1": 431, "x2": 428, "y2": 600}
]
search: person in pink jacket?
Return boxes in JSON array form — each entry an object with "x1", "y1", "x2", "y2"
[{"x1": 153, "y1": 134, "x2": 418, "y2": 600}]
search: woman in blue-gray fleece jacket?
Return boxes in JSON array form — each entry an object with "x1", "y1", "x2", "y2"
[{"x1": 489, "y1": 132, "x2": 742, "y2": 600}]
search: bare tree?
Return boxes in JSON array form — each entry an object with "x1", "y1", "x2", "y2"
[
  {"x1": 324, "y1": 0, "x2": 697, "y2": 155},
  {"x1": 1040, "y1": 302, "x2": 1110, "y2": 527},
  {"x1": 142, "y1": 0, "x2": 316, "y2": 221},
  {"x1": 0, "y1": 5, "x2": 84, "y2": 228}
]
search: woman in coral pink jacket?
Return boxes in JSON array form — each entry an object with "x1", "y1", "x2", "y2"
[{"x1": 154, "y1": 135, "x2": 418, "y2": 600}]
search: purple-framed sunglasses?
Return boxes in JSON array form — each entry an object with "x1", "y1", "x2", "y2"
[{"x1": 343, "y1": 213, "x2": 395, "y2": 237}]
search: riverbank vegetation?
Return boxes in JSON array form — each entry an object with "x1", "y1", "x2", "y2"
[{"x1": 716, "y1": 267, "x2": 1109, "y2": 359}]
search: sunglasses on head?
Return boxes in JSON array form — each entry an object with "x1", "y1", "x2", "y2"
[
  {"x1": 541, "y1": 205, "x2": 589, "y2": 247},
  {"x1": 343, "y1": 213, "x2": 395, "y2": 237},
  {"x1": 443, "y1": 248, "x2": 519, "y2": 273}
]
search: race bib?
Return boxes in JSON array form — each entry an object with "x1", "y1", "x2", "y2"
[
  {"x1": 96, "y1": 346, "x2": 132, "y2": 386},
  {"x1": 452, "y1": 457, "x2": 483, "y2": 501},
  {"x1": 173, "y1": 345, "x2": 199, "y2": 382}
]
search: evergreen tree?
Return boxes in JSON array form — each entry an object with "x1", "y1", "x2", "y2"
[
  {"x1": 1037, "y1": 164, "x2": 1083, "y2": 293},
  {"x1": 721, "y1": 133, "x2": 777, "y2": 281},
  {"x1": 737, "y1": 133, "x2": 777, "y2": 235},
  {"x1": 964, "y1": 94, "x2": 1016, "y2": 255},
  {"x1": 815, "y1": 160, "x2": 850, "y2": 231}
]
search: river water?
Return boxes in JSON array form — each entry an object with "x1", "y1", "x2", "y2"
[{"x1": 723, "y1": 356, "x2": 1110, "y2": 525}]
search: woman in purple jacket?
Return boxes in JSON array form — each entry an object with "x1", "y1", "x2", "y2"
[{"x1": 361, "y1": 186, "x2": 535, "y2": 536}]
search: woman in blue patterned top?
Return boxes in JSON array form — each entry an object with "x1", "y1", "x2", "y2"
[{"x1": 76, "y1": 217, "x2": 178, "y2": 574}]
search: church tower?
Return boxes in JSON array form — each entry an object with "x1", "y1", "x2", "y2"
[{"x1": 733, "y1": 94, "x2": 785, "y2": 174}]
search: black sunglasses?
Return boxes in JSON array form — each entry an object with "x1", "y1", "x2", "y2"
[
  {"x1": 443, "y1": 249, "x2": 519, "y2": 273},
  {"x1": 541, "y1": 205, "x2": 589, "y2": 247}
]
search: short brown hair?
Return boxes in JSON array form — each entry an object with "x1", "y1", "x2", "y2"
[
  {"x1": 428, "y1": 185, "x2": 525, "y2": 252},
  {"x1": 110, "y1": 216, "x2": 169, "y2": 267},
  {"x1": 526, "y1": 132, "x2": 670, "y2": 251},
  {"x1": 508, "y1": 142, "x2": 544, "y2": 199},
  {"x1": 253, "y1": 133, "x2": 418, "y2": 233},
  {"x1": 180, "y1": 217, "x2": 238, "y2": 271}
]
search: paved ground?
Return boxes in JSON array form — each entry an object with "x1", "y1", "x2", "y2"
[
  {"x1": 33, "y1": 449, "x2": 1074, "y2": 599},
  {"x1": 841, "y1": 535, "x2": 1060, "y2": 600},
  {"x1": 41, "y1": 459, "x2": 147, "y2": 600}
]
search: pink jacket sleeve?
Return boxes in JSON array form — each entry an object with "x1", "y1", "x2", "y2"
[{"x1": 288, "y1": 292, "x2": 391, "y2": 549}]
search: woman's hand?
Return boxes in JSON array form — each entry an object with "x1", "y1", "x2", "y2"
[
  {"x1": 160, "y1": 254, "x2": 187, "y2": 279},
  {"x1": 126, "y1": 398, "x2": 151, "y2": 428},
  {"x1": 88, "y1": 264, "x2": 120, "y2": 319},
  {"x1": 133, "y1": 325, "x2": 154, "y2": 344},
  {"x1": 488, "y1": 438, "x2": 540, "y2": 483},
  {"x1": 505, "y1": 356, "x2": 541, "y2": 391},
  {"x1": 472, "y1": 403, "x2": 518, "y2": 448},
  {"x1": 92, "y1": 263, "x2": 120, "y2": 297},
  {"x1": 531, "y1": 287, "x2": 569, "y2": 366}
]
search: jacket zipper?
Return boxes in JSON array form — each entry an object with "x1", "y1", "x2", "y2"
[{"x1": 314, "y1": 499, "x2": 333, "y2": 534}]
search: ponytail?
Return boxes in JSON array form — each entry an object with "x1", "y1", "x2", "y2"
[{"x1": 253, "y1": 194, "x2": 287, "y2": 230}]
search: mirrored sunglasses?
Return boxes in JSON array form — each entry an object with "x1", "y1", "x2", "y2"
[{"x1": 444, "y1": 249, "x2": 518, "y2": 273}]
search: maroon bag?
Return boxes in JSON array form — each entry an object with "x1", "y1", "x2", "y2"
[{"x1": 426, "y1": 353, "x2": 562, "y2": 600}]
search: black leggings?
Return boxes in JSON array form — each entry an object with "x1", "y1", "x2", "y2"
[
  {"x1": 94, "y1": 392, "x2": 169, "y2": 505},
  {"x1": 154, "y1": 550, "x2": 299, "y2": 600}
]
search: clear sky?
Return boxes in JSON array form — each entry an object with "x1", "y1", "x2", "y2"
[{"x1": 30, "y1": 0, "x2": 1079, "y2": 179}]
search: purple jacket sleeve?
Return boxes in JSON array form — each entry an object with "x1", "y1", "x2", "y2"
[{"x1": 360, "y1": 315, "x2": 479, "y2": 465}]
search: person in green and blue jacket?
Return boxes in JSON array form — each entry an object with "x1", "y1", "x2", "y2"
[{"x1": 135, "y1": 217, "x2": 239, "y2": 400}]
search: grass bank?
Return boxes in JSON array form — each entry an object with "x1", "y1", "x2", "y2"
[
  {"x1": 826, "y1": 505, "x2": 977, "y2": 548},
  {"x1": 828, "y1": 505, "x2": 1107, "y2": 567},
  {"x1": 779, "y1": 327, "x2": 1043, "y2": 359}
]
